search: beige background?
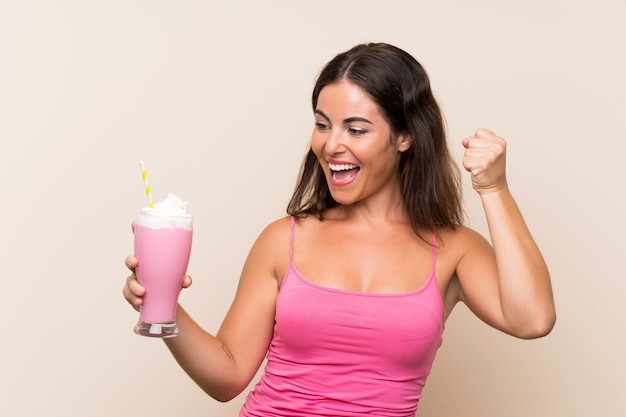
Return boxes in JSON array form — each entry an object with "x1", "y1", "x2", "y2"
[{"x1": 1, "y1": 0, "x2": 624, "y2": 416}]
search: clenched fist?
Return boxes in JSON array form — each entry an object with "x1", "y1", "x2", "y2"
[{"x1": 462, "y1": 128, "x2": 508, "y2": 194}]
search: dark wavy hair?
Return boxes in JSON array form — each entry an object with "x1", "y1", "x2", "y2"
[{"x1": 287, "y1": 43, "x2": 464, "y2": 238}]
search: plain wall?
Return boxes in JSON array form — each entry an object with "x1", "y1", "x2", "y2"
[{"x1": 1, "y1": 1, "x2": 624, "y2": 416}]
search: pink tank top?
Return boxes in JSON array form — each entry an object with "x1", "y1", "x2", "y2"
[{"x1": 240, "y1": 217, "x2": 444, "y2": 417}]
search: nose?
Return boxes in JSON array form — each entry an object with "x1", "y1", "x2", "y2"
[{"x1": 325, "y1": 128, "x2": 346, "y2": 155}]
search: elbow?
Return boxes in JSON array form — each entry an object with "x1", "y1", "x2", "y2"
[
  {"x1": 204, "y1": 379, "x2": 250, "y2": 403},
  {"x1": 213, "y1": 393, "x2": 239, "y2": 403},
  {"x1": 517, "y1": 310, "x2": 557, "y2": 340},
  {"x1": 207, "y1": 383, "x2": 247, "y2": 403},
  {"x1": 209, "y1": 388, "x2": 243, "y2": 403}
]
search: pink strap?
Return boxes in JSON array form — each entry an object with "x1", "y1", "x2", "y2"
[
  {"x1": 289, "y1": 216, "x2": 295, "y2": 264},
  {"x1": 431, "y1": 230, "x2": 437, "y2": 270}
]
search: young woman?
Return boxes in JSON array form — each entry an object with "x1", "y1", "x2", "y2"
[{"x1": 123, "y1": 43, "x2": 556, "y2": 416}]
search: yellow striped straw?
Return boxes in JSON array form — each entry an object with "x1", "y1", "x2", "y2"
[{"x1": 138, "y1": 161, "x2": 154, "y2": 208}]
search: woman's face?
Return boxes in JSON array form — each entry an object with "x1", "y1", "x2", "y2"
[{"x1": 311, "y1": 80, "x2": 410, "y2": 207}]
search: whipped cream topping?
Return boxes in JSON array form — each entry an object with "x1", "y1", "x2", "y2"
[{"x1": 137, "y1": 194, "x2": 192, "y2": 229}]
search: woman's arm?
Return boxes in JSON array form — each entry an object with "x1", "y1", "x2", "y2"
[{"x1": 455, "y1": 129, "x2": 556, "y2": 339}]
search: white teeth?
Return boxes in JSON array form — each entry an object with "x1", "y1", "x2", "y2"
[{"x1": 328, "y1": 162, "x2": 358, "y2": 171}]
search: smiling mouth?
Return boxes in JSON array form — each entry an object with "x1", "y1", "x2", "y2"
[{"x1": 328, "y1": 162, "x2": 360, "y2": 183}]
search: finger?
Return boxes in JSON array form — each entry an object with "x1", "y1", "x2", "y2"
[
  {"x1": 462, "y1": 135, "x2": 492, "y2": 150},
  {"x1": 125, "y1": 255, "x2": 138, "y2": 270},
  {"x1": 125, "y1": 275, "x2": 145, "y2": 307},
  {"x1": 463, "y1": 128, "x2": 502, "y2": 148},
  {"x1": 464, "y1": 145, "x2": 500, "y2": 166},
  {"x1": 474, "y1": 127, "x2": 497, "y2": 139},
  {"x1": 473, "y1": 129, "x2": 507, "y2": 150},
  {"x1": 182, "y1": 274, "x2": 193, "y2": 289},
  {"x1": 465, "y1": 137, "x2": 497, "y2": 152},
  {"x1": 122, "y1": 284, "x2": 142, "y2": 305},
  {"x1": 123, "y1": 278, "x2": 144, "y2": 308},
  {"x1": 131, "y1": 221, "x2": 136, "y2": 233},
  {"x1": 126, "y1": 274, "x2": 145, "y2": 294},
  {"x1": 462, "y1": 145, "x2": 487, "y2": 168},
  {"x1": 462, "y1": 127, "x2": 491, "y2": 148},
  {"x1": 462, "y1": 136, "x2": 475, "y2": 149},
  {"x1": 462, "y1": 156, "x2": 485, "y2": 174},
  {"x1": 124, "y1": 289, "x2": 143, "y2": 309}
]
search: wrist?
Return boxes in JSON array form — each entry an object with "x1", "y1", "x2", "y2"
[{"x1": 476, "y1": 183, "x2": 510, "y2": 198}]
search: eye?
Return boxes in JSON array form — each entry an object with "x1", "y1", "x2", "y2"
[
  {"x1": 315, "y1": 122, "x2": 330, "y2": 131},
  {"x1": 348, "y1": 127, "x2": 367, "y2": 136}
]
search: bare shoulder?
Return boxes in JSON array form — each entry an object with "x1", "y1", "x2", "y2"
[
  {"x1": 250, "y1": 216, "x2": 292, "y2": 256},
  {"x1": 438, "y1": 225, "x2": 492, "y2": 257},
  {"x1": 247, "y1": 216, "x2": 293, "y2": 281},
  {"x1": 257, "y1": 216, "x2": 293, "y2": 240},
  {"x1": 437, "y1": 225, "x2": 495, "y2": 278},
  {"x1": 435, "y1": 225, "x2": 494, "y2": 315}
]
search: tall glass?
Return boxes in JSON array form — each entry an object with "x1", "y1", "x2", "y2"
[{"x1": 133, "y1": 209, "x2": 193, "y2": 338}]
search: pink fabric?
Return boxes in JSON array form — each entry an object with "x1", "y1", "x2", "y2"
[{"x1": 240, "y1": 217, "x2": 444, "y2": 417}]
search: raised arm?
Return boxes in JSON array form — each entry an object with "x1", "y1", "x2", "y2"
[{"x1": 455, "y1": 128, "x2": 556, "y2": 339}]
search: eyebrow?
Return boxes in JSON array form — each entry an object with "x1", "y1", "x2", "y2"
[{"x1": 314, "y1": 110, "x2": 373, "y2": 125}]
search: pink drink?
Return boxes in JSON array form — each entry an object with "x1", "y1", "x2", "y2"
[{"x1": 133, "y1": 204, "x2": 192, "y2": 338}]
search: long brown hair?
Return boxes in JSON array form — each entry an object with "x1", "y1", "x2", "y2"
[{"x1": 287, "y1": 43, "x2": 464, "y2": 237}]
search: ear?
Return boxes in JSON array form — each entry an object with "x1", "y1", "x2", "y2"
[{"x1": 396, "y1": 133, "x2": 412, "y2": 153}]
